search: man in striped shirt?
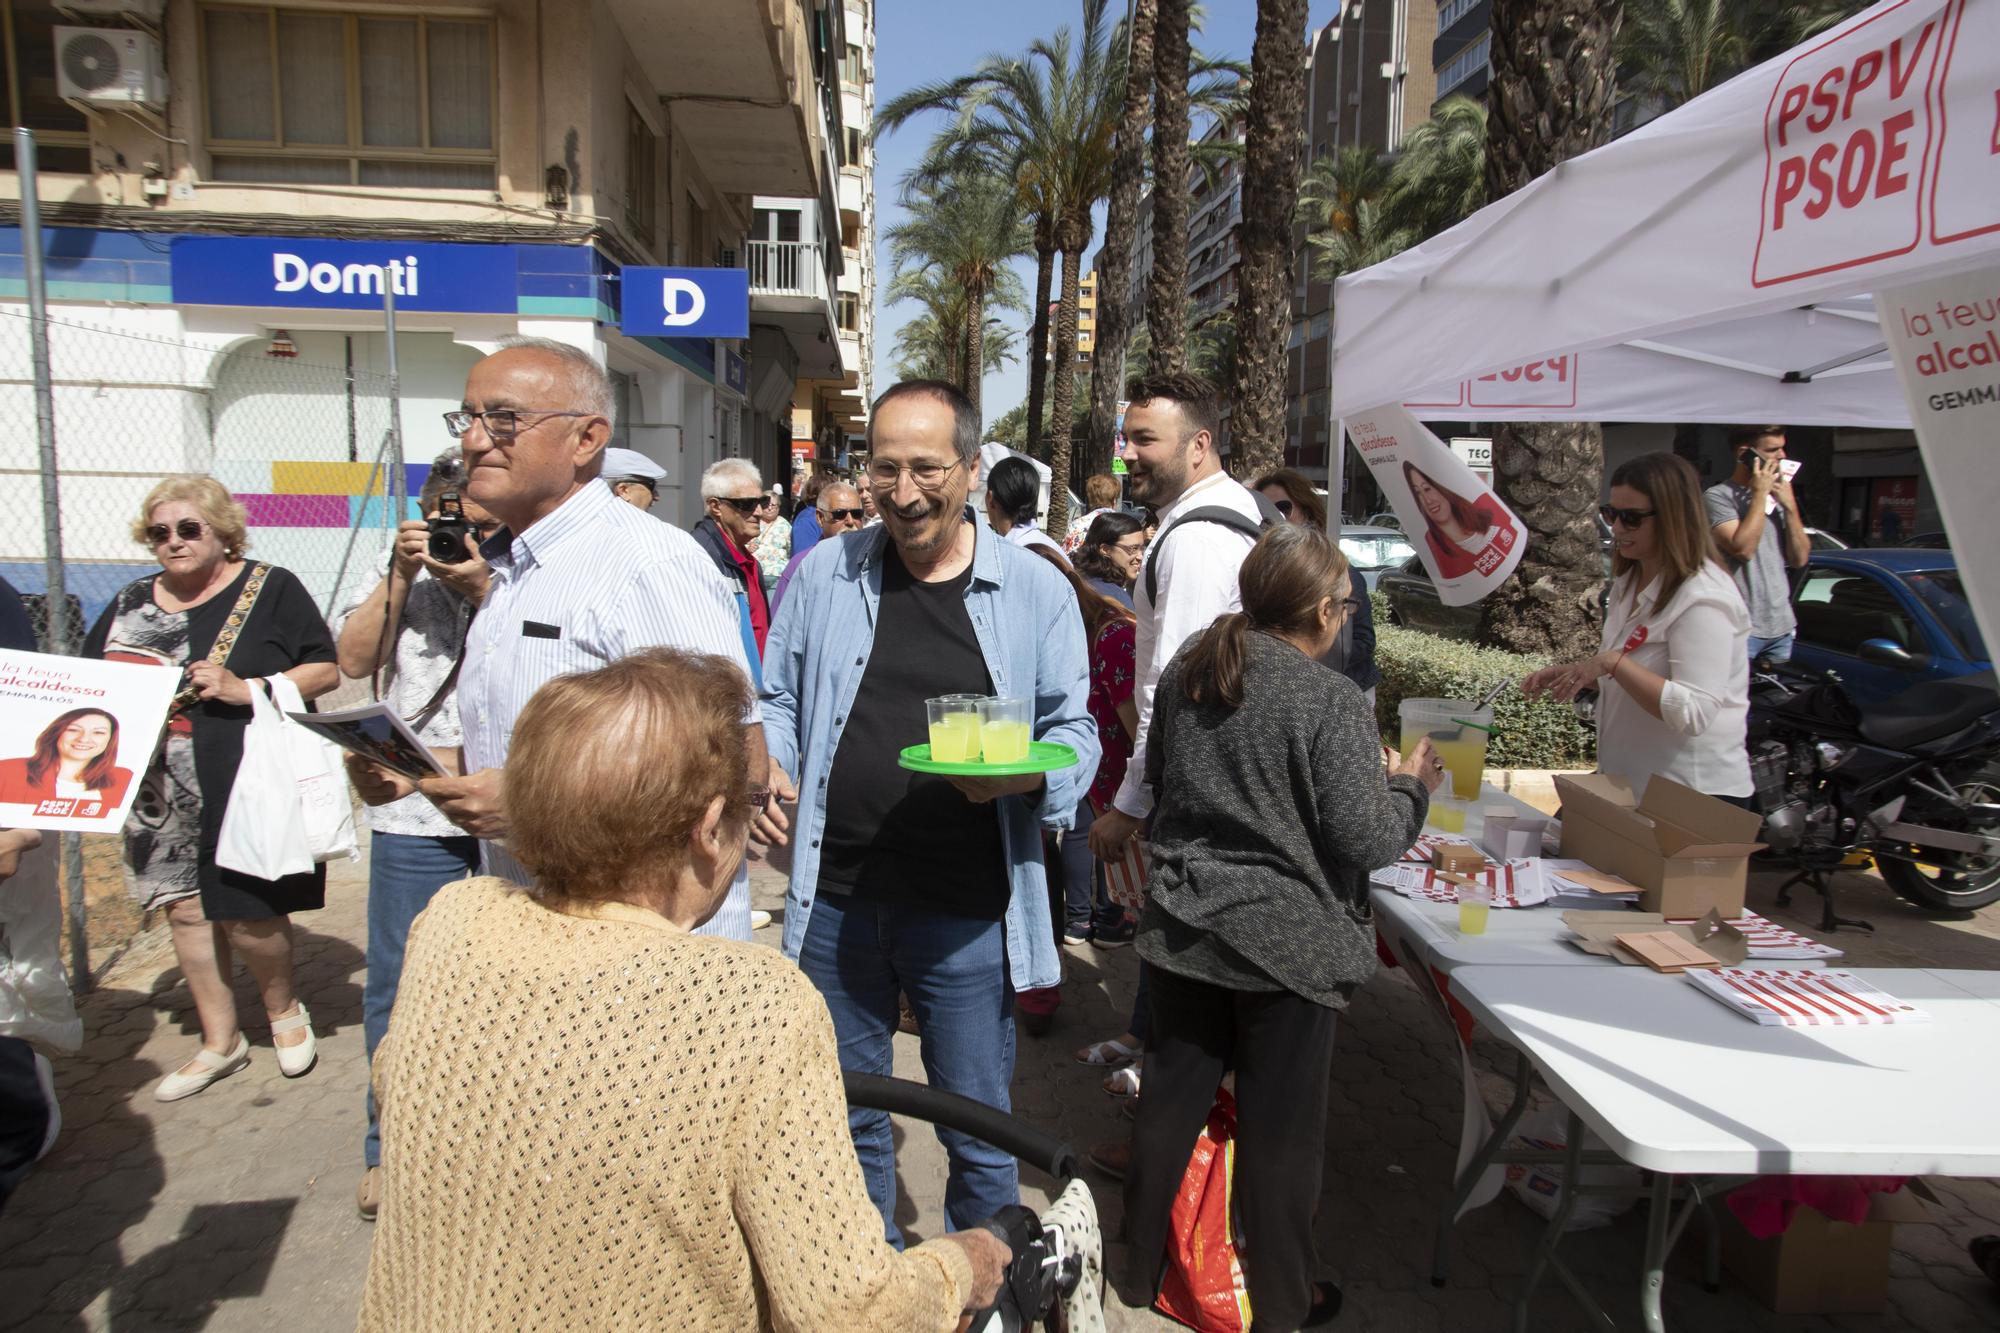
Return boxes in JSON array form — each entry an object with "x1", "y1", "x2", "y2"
[{"x1": 350, "y1": 337, "x2": 766, "y2": 939}]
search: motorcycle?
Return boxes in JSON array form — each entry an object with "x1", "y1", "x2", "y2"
[{"x1": 1746, "y1": 655, "x2": 2000, "y2": 930}]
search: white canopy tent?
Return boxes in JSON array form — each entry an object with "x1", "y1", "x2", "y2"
[
  {"x1": 1326, "y1": 0, "x2": 2000, "y2": 640},
  {"x1": 1328, "y1": 0, "x2": 1995, "y2": 425}
]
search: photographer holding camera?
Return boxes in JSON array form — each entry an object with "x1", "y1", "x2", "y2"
[{"x1": 333, "y1": 449, "x2": 500, "y2": 1222}]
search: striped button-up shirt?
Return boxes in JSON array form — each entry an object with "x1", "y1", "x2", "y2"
[{"x1": 458, "y1": 478, "x2": 760, "y2": 937}]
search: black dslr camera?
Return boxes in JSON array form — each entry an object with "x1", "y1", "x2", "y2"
[{"x1": 427, "y1": 492, "x2": 475, "y2": 564}]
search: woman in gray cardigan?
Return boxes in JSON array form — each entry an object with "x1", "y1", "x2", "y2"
[{"x1": 1121, "y1": 523, "x2": 1443, "y2": 1329}]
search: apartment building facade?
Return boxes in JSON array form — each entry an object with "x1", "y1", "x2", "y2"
[
  {"x1": 0, "y1": 0, "x2": 863, "y2": 598},
  {"x1": 1287, "y1": 3, "x2": 1436, "y2": 504}
]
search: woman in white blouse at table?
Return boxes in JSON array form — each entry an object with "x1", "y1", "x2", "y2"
[{"x1": 1520, "y1": 452, "x2": 1754, "y2": 804}]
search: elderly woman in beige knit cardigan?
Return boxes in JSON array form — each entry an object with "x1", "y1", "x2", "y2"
[{"x1": 357, "y1": 647, "x2": 1009, "y2": 1331}]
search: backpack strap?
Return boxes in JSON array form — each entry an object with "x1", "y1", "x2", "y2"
[{"x1": 1142, "y1": 494, "x2": 1282, "y2": 606}]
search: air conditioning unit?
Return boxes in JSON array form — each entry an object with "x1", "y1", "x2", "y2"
[
  {"x1": 57, "y1": 0, "x2": 165, "y2": 20},
  {"x1": 54, "y1": 27, "x2": 166, "y2": 112}
]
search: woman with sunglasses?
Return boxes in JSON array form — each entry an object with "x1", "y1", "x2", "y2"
[
  {"x1": 84, "y1": 476, "x2": 339, "y2": 1101},
  {"x1": 1520, "y1": 453, "x2": 1753, "y2": 802}
]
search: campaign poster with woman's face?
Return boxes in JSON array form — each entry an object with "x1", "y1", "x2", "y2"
[
  {"x1": 0, "y1": 650, "x2": 179, "y2": 832},
  {"x1": 1347, "y1": 404, "x2": 1527, "y2": 607}
]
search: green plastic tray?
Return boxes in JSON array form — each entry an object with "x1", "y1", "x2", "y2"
[{"x1": 897, "y1": 740, "x2": 1081, "y2": 777}]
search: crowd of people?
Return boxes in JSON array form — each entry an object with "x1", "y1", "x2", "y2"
[{"x1": 0, "y1": 329, "x2": 1843, "y2": 1328}]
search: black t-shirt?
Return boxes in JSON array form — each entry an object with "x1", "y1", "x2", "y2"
[{"x1": 818, "y1": 543, "x2": 1008, "y2": 918}]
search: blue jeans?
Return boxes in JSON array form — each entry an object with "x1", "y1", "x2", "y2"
[
  {"x1": 1060, "y1": 800, "x2": 1125, "y2": 935},
  {"x1": 796, "y1": 889, "x2": 1018, "y2": 1246},
  {"x1": 1748, "y1": 632, "x2": 1794, "y2": 665},
  {"x1": 363, "y1": 831, "x2": 480, "y2": 1167}
]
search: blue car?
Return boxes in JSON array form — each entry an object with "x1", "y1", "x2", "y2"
[{"x1": 1786, "y1": 549, "x2": 1989, "y2": 705}]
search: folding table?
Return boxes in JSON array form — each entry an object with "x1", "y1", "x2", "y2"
[{"x1": 1446, "y1": 964, "x2": 2000, "y2": 1332}]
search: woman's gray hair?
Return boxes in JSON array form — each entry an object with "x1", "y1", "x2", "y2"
[
  {"x1": 495, "y1": 335, "x2": 616, "y2": 426},
  {"x1": 701, "y1": 457, "x2": 763, "y2": 499}
]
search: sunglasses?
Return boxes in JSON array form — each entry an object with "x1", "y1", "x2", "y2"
[
  {"x1": 744, "y1": 786, "x2": 772, "y2": 814},
  {"x1": 145, "y1": 520, "x2": 207, "y2": 545},
  {"x1": 822, "y1": 507, "x2": 866, "y2": 522},
  {"x1": 1599, "y1": 505, "x2": 1658, "y2": 529},
  {"x1": 715, "y1": 496, "x2": 766, "y2": 515},
  {"x1": 1273, "y1": 499, "x2": 1294, "y2": 517}
]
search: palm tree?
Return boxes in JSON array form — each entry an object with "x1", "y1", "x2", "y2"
[
  {"x1": 883, "y1": 170, "x2": 1031, "y2": 428},
  {"x1": 1230, "y1": 0, "x2": 1312, "y2": 478},
  {"x1": 1618, "y1": 0, "x2": 1866, "y2": 108},
  {"x1": 1147, "y1": 0, "x2": 1193, "y2": 375},
  {"x1": 886, "y1": 260, "x2": 1028, "y2": 387},
  {"x1": 1378, "y1": 96, "x2": 1488, "y2": 242},
  {"x1": 1297, "y1": 146, "x2": 1390, "y2": 253},
  {"x1": 1085, "y1": 0, "x2": 1156, "y2": 476},
  {"x1": 1478, "y1": 0, "x2": 1623, "y2": 660}
]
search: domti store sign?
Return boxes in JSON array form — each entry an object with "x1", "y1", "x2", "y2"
[{"x1": 172, "y1": 236, "x2": 521, "y2": 313}]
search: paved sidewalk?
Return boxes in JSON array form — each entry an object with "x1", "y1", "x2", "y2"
[{"x1": 5, "y1": 846, "x2": 2000, "y2": 1330}]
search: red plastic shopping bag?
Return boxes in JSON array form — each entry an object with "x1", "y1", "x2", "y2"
[{"x1": 1153, "y1": 1088, "x2": 1251, "y2": 1332}]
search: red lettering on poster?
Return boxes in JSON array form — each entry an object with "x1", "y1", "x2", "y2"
[{"x1": 1755, "y1": 1, "x2": 1944, "y2": 286}]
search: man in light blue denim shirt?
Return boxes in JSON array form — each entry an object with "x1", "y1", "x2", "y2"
[{"x1": 760, "y1": 380, "x2": 1098, "y2": 1246}]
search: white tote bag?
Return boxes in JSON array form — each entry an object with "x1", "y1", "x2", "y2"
[
  {"x1": 216, "y1": 678, "x2": 355, "y2": 880},
  {"x1": 265, "y1": 675, "x2": 357, "y2": 864}
]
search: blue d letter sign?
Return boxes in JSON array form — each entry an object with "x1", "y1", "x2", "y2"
[{"x1": 620, "y1": 267, "x2": 749, "y2": 339}]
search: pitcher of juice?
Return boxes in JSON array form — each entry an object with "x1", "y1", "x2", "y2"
[
  {"x1": 926, "y1": 695, "x2": 983, "y2": 763},
  {"x1": 1398, "y1": 698, "x2": 1494, "y2": 800},
  {"x1": 977, "y1": 697, "x2": 1032, "y2": 764}
]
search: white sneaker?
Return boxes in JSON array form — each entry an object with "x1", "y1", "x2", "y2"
[
  {"x1": 271, "y1": 1002, "x2": 317, "y2": 1078},
  {"x1": 31, "y1": 1051, "x2": 59, "y2": 1160},
  {"x1": 750, "y1": 910, "x2": 773, "y2": 930},
  {"x1": 155, "y1": 1035, "x2": 251, "y2": 1102}
]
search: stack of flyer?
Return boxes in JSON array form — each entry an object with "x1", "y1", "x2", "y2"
[
  {"x1": 1543, "y1": 859, "x2": 1643, "y2": 910},
  {"x1": 1685, "y1": 968, "x2": 1930, "y2": 1026},
  {"x1": 1666, "y1": 911, "x2": 1843, "y2": 961},
  {"x1": 1371, "y1": 859, "x2": 1552, "y2": 909}
]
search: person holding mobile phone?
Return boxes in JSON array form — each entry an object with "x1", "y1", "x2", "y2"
[{"x1": 1705, "y1": 425, "x2": 1810, "y2": 665}]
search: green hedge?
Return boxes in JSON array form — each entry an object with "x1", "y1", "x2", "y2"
[{"x1": 1369, "y1": 602, "x2": 1597, "y2": 770}]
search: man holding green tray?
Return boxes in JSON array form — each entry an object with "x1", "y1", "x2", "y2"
[{"x1": 757, "y1": 379, "x2": 1098, "y2": 1246}]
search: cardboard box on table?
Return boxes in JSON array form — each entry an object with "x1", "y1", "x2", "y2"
[
  {"x1": 1553, "y1": 774, "x2": 1765, "y2": 919},
  {"x1": 1718, "y1": 1190, "x2": 1931, "y2": 1315}
]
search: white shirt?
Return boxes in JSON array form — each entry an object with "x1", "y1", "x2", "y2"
[
  {"x1": 1595, "y1": 561, "x2": 1753, "y2": 799},
  {"x1": 457, "y1": 479, "x2": 760, "y2": 937},
  {"x1": 1113, "y1": 470, "x2": 1265, "y2": 817},
  {"x1": 1005, "y1": 523, "x2": 1067, "y2": 562}
]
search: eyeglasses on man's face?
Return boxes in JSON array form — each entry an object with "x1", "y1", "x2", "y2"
[
  {"x1": 442, "y1": 408, "x2": 595, "y2": 440},
  {"x1": 822, "y1": 506, "x2": 866, "y2": 522},
  {"x1": 145, "y1": 519, "x2": 207, "y2": 546},
  {"x1": 714, "y1": 495, "x2": 766, "y2": 516},
  {"x1": 865, "y1": 456, "x2": 965, "y2": 492}
]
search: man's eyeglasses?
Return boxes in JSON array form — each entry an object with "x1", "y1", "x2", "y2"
[
  {"x1": 715, "y1": 495, "x2": 766, "y2": 515},
  {"x1": 145, "y1": 520, "x2": 207, "y2": 545},
  {"x1": 1599, "y1": 505, "x2": 1658, "y2": 529},
  {"x1": 822, "y1": 507, "x2": 866, "y2": 522},
  {"x1": 866, "y1": 457, "x2": 966, "y2": 491},
  {"x1": 442, "y1": 408, "x2": 595, "y2": 440}
]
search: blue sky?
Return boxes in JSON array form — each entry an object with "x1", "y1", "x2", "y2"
[{"x1": 868, "y1": 0, "x2": 1347, "y2": 427}]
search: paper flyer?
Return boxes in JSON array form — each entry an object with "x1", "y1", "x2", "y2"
[
  {"x1": 0, "y1": 649, "x2": 178, "y2": 833},
  {"x1": 1346, "y1": 404, "x2": 1527, "y2": 606},
  {"x1": 284, "y1": 701, "x2": 451, "y2": 783}
]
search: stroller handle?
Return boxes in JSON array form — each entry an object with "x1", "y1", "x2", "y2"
[{"x1": 842, "y1": 1072, "x2": 1080, "y2": 1182}]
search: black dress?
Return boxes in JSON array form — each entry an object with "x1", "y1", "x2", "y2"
[{"x1": 85, "y1": 563, "x2": 337, "y2": 921}]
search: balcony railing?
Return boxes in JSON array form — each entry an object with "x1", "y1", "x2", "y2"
[{"x1": 745, "y1": 239, "x2": 827, "y2": 298}]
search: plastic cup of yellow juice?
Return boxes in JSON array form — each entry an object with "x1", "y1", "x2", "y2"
[
  {"x1": 1456, "y1": 879, "x2": 1492, "y2": 935},
  {"x1": 1427, "y1": 797, "x2": 1467, "y2": 834},
  {"x1": 926, "y1": 696, "x2": 983, "y2": 763},
  {"x1": 977, "y1": 697, "x2": 1032, "y2": 764}
]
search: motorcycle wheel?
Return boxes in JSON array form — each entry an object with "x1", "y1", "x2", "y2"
[{"x1": 1877, "y1": 761, "x2": 2000, "y2": 912}]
